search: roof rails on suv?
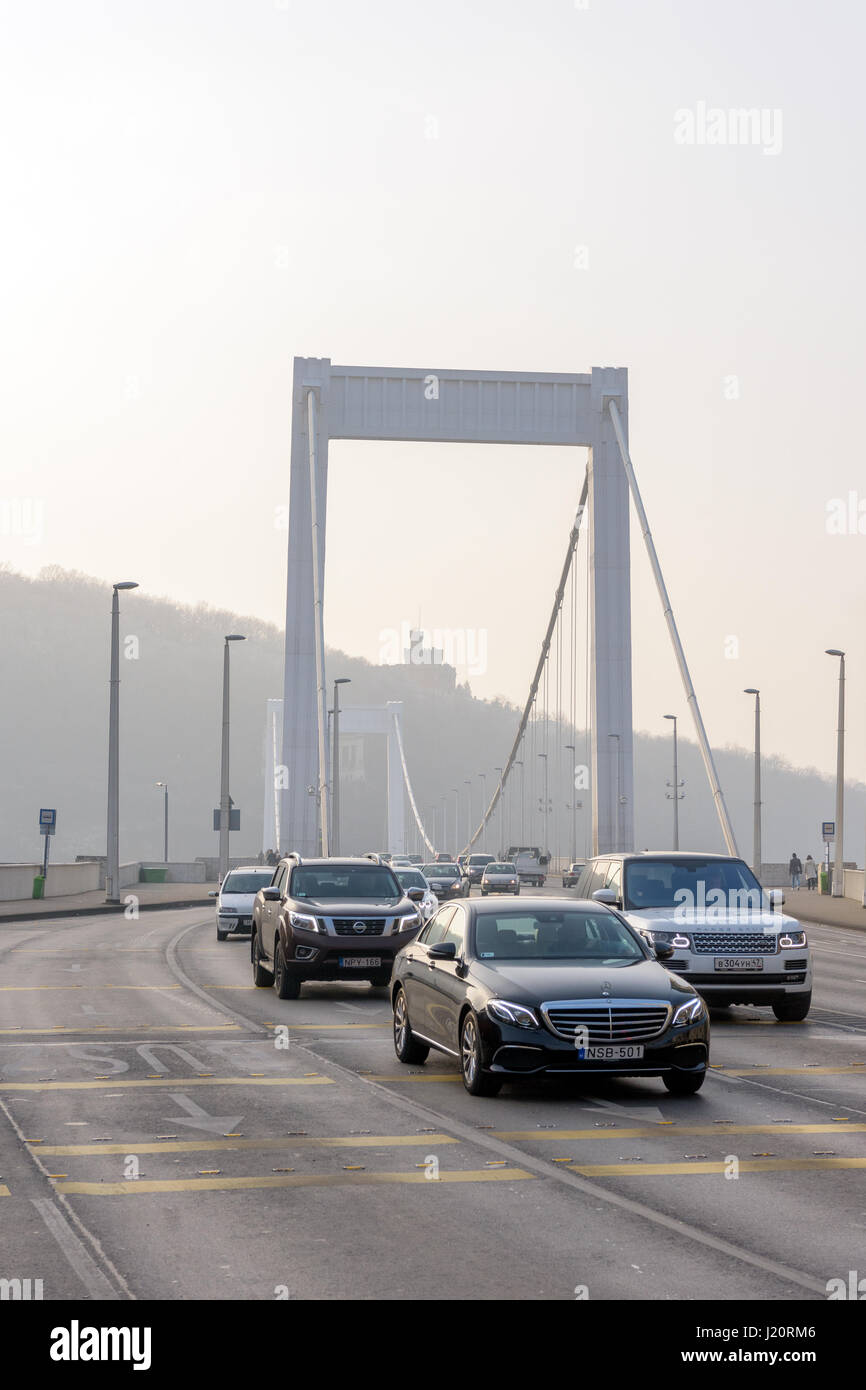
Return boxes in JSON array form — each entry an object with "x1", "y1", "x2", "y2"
[{"x1": 364, "y1": 852, "x2": 383, "y2": 865}]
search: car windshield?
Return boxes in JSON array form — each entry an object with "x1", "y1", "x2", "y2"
[
  {"x1": 469, "y1": 855, "x2": 493, "y2": 865},
  {"x1": 221, "y1": 872, "x2": 274, "y2": 894},
  {"x1": 472, "y1": 909, "x2": 645, "y2": 962},
  {"x1": 485, "y1": 864, "x2": 516, "y2": 873},
  {"x1": 623, "y1": 858, "x2": 763, "y2": 910},
  {"x1": 422, "y1": 864, "x2": 458, "y2": 879},
  {"x1": 291, "y1": 866, "x2": 401, "y2": 900},
  {"x1": 396, "y1": 870, "x2": 427, "y2": 890}
]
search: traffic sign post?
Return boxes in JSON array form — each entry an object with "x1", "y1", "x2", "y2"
[
  {"x1": 37, "y1": 809, "x2": 56, "y2": 893},
  {"x1": 821, "y1": 821, "x2": 835, "y2": 893}
]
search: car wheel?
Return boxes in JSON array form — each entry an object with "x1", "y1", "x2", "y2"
[
  {"x1": 393, "y1": 989, "x2": 429, "y2": 1064},
  {"x1": 274, "y1": 941, "x2": 301, "y2": 999},
  {"x1": 514, "y1": 887, "x2": 520, "y2": 896},
  {"x1": 251, "y1": 929, "x2": 274, "y2": 987},
  {"x1": 217, "y1": 929, "x2": 228, "y2": 942},
  {"x1": 460, "y1": 1012, "x2": 502, "y2": 1096},
  {"x1": 772, "y1": 992, "x2": 811, "y2": 1022},
  {"x1": 663, "y1": 1069, "x2": 705, "y2": 1095}
]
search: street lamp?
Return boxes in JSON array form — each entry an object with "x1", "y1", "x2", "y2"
[
  {"x1": 537, "y1": 753, "x2": 549, "y2": 858},
  {"x1": 494, "y1": 768, "x2": 503, "y2": 856},
  {"x1": 155, "y1": 782, "x2": 169, "y2": 863},
  {"x1": 663, "y1": 715, "x2": 683, "y2": 852},
  {"x1": 743, "y1": 691, "x2": 761, "y2": 878},
  {"x1": 514, "y1": 759, "x2": 525, "y2": 846},
  {"x1": 464, "y1": 780, "x2": 472, "y2": 852},
  {"x1": 106, "y1": 580, "x2": 138, "y2": 903},
  {"x1": 331, "y1": 677, "x2": 351, "y2": 854},
  {"x1": 826, "y1": 650, "x2": 845, "y2": 896},
  {"x1": 565, "y1": 745, "x2": 576, "y2": 862},
  {"x1": 452, "y1": 788, "x2": 460, "y2": 855},
  {"x1": 478, "y1": 773, "x2": 487, "y2": 850},
  {"x1": 219, "y1": 635, "x2": 246, "y2": 883}
]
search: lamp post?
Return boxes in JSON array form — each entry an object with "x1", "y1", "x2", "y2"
[
  {"x1": 464, "y1": 780, "x2": 472, "y2": 852},
  {"x1": 452, "y1": 788, "x2": 460, "y2": 856},
  {"x1": 663, "y1": 715, "x2": 683, "y2": 852},
  {"x1": 478, "y1": 773, "x2": 487, "y2": 850},
  {"x1": 106, "y1": 581, "x2": 138, "y2": 903},
  {"x1": 565, "y1": 744, "x2": 576, "y2": 862},
  {"x1": 538, "y1": 753, "x2": 549, "y2": 859},
  {"x1": 219, "y1": 634, "x2": 245, "y2": 884},
  {"x1": 743, "y1": 691, "x2": 761, "y2": 879},
  {"x1": 514, "y1": 758, "x2": 525, "y2": 846},
  {"x1": 826, "y1": 650, "x2": 845, "y2": 896},
  {"x1": 155, "y1": 782, "x2": 169, "y2": 863},
  {"x1": 494, "y1": 768, "x2": 503, "y2": 856},
  {"x1": 331, "y1": 677, "x2": 351, "y2": 855}
]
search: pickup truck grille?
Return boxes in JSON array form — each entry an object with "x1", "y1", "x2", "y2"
[
  {"x1": 331, "y1": 919, "x2": 387, "y2": 936},
  {"x1": 691, "y1": 932, "x2": 777, "y2": 954}
]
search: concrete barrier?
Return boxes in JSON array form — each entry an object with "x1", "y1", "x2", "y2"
[{"x1": 0, "y1": 861, "x2": 101, "y2": 902}]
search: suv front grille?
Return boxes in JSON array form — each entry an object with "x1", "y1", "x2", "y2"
[
  {"x1": 542, "y1": 1001, "x2": 671, "y2": 1042},
  {"x1": 691, "y1": 932, "x2": 777, "y2": 954},
  {"x1": 331, "y1": 919, "x2": 386, "y2": 936}
]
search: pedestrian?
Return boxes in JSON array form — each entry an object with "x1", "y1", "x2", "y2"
[
  {"x1": 789, "y1": 852, "x2": 803, "y2": 889},
  {"x1": 803, "y1": 854, "x2": 817, "y2": 891}
]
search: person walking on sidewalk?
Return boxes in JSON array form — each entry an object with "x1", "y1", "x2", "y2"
[
  {"x1": 803, "y1": 854, "x2": 817, "y2": 891},
  {"x1": 789, "y1": 852, "x2": 803, "y2": 889}
]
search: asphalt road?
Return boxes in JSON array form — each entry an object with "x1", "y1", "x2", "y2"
[{"x1": 1, "y1": 895, "x2": 865, "y2": 1302}]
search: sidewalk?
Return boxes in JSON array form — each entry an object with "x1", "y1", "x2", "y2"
[
  {"x1": 780, "y1": 888, "x2": 866, "y2": 932},
  {"x1": 0, "y1": 881, "x2": 216, "y2": 925}
]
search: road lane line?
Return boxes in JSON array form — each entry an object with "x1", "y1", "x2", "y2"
[
  {"x1": 36, "y1": 1134, "x2": 460, "y2": 1156},
  {"x1": 569, "y1": 1157, "x2": 866, "y2": 1177},
  {"x1": 717, "y1": 1066, "x2": 866, "y2": 1075},
  {"x1": 57, "y1": 1168, "x2": 533, "y2": 1195},
  {"x1": 494, "y1": 1123, "x2": 866, "y2": 1141},
  {"x1": 0, "y1": 1077, "x2": 334, "y2": 1092},
  {"x1": 0, "y1": 1026, "x2": 242, "y2": 1035}
]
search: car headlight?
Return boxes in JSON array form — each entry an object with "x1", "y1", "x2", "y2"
[
  {"x1": 653, "y1": 930, "x2": 691, "y2": 949},
  {"x1": 487, "y1": 999, "x2": 539, "y2": 1029},
  {"x1": 778, "y1": 931, "x2": 807, "y2": 949},
  {"x1": 396, "y1": 911, "x2": 422, "y2": 931},
  {"x1": 672, "y1": 996, "x2": 705, "y2": 1027},
  {"x1": 289, "y1": 911, "x2": 323, "y2": 933}
]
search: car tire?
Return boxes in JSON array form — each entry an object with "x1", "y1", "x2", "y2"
[
  {"x1": 217, "y1": 929, "x2": 228, "y2": 942},
  {"x1": 393, "y1": 989, "x2": 429, "y2": 1064},
  {"x1": 274, "y1": 941, "x2": 301, "y2": 999},
  {"x1": 663, "y1": 1069, "x2": 705, "y2": 1095},
  {"x1": 460, "y1": 1012, "x2": 502, "y2": 1097},
  {"x1": 514, "y1": 887, "x2": 520, "y2": 896},
  {"x1": 251, "y1": 929, "x2": 274, "y2": 987},
  {"x1": 369, "y1": 970, "x2": 392, "y2": 988},
  {"x1": 772, "y1": 993, "x2": 811, "y2": 1022}
]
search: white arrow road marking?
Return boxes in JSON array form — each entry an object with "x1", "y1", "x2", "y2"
[{"x1": 163, "y1": 1093, "x2": 244, "y2": 1133}]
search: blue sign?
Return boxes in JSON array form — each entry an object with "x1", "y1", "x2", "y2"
[{"x1": 39, "y1": 808, "x2": 57, "y2": 834}]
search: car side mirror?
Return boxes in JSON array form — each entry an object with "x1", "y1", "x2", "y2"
[
  {"x1": 208, "y1": 890, "x2": 218, "y2": 897},
  {"x1": 428, "y1": 942, "x2": 457, "y2": 960},
  {"x1": 407, "y1": 887, "x2": 425, "y2": 903},
  {"x1": 261, "y1": 887, "x2": 281, "y2": 902},
  {"x1": 592, "y1": 888, "x2": 619, "y2": 906},
  {"x1": 654, "y1": 943, "x2": 675, "y2": 961}
]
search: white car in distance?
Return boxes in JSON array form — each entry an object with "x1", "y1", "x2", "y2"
[
  {"x1": 393, "y1": 866, "x2": 438, "y2": 922},
  {"x1": 212, "y1": 866, "x2": 276, "y2": 941}
]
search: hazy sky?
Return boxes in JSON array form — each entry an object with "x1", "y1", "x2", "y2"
[{"x1": 3, "y1": 0, "x2": 864, "y2": 796}]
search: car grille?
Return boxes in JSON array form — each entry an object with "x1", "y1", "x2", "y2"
[
  {"x1": 542, "y1": 1001, "x2": 671, "y2": 1042},
  {"x1": 691, "y1": 932, "x2": 777, "y2": 954},
  {"x1": 331, "y1": 919, "x2": 387, "y2": 936}
]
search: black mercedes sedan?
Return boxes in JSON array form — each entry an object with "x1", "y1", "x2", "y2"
[{"x1": 390, "y1": 897, "x2": 709, "y2": 1097}]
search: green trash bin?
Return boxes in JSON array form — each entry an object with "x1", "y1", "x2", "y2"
[
  {"x1": 32, "y1": 875, "x2": 45, "y2": 899},
  {"x1": 139, "y1": 867, "x2": 168, "y2": 884}
]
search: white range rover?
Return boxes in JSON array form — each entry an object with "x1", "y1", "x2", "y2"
[{"x1": 574, "y1": 852, "x2": 812, "y2": 1021}]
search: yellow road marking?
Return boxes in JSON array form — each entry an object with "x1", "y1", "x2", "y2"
[
  {"x1": 570, "y1": 1157, "x2": 866, "y2": 1177},
  {"x1": 365, "y1": 1074, "x2": 461, "y2": 1083},
  {"x1": 0, "y1": 1185, "x2": 10, "y2": 1196},
  {"x1": 269, "y1": 1023, "x2": 390, "y2": 1030},
  {"x1": 495, "y1": 1123, "x2": 866, "y2": 1141},
  {"x1": 0, "y1": 1077, "x2": 334, "y2": 1092},
  {"x1": 0, "y1": 1026, "x2": 240, "y2": 1035},
  {"x1": 717, "y1": 1066, "x2": 866, "y2": 1076},
  {"x1": 0, "y1": 986, "x2": 182, "y2": 991},
  {"x1": 37, "y1": 1134, "x2": 459, "y2": 1157},
  {"x1": 56, "y1": 1167, "x2": 533, "y2": 1195}
]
